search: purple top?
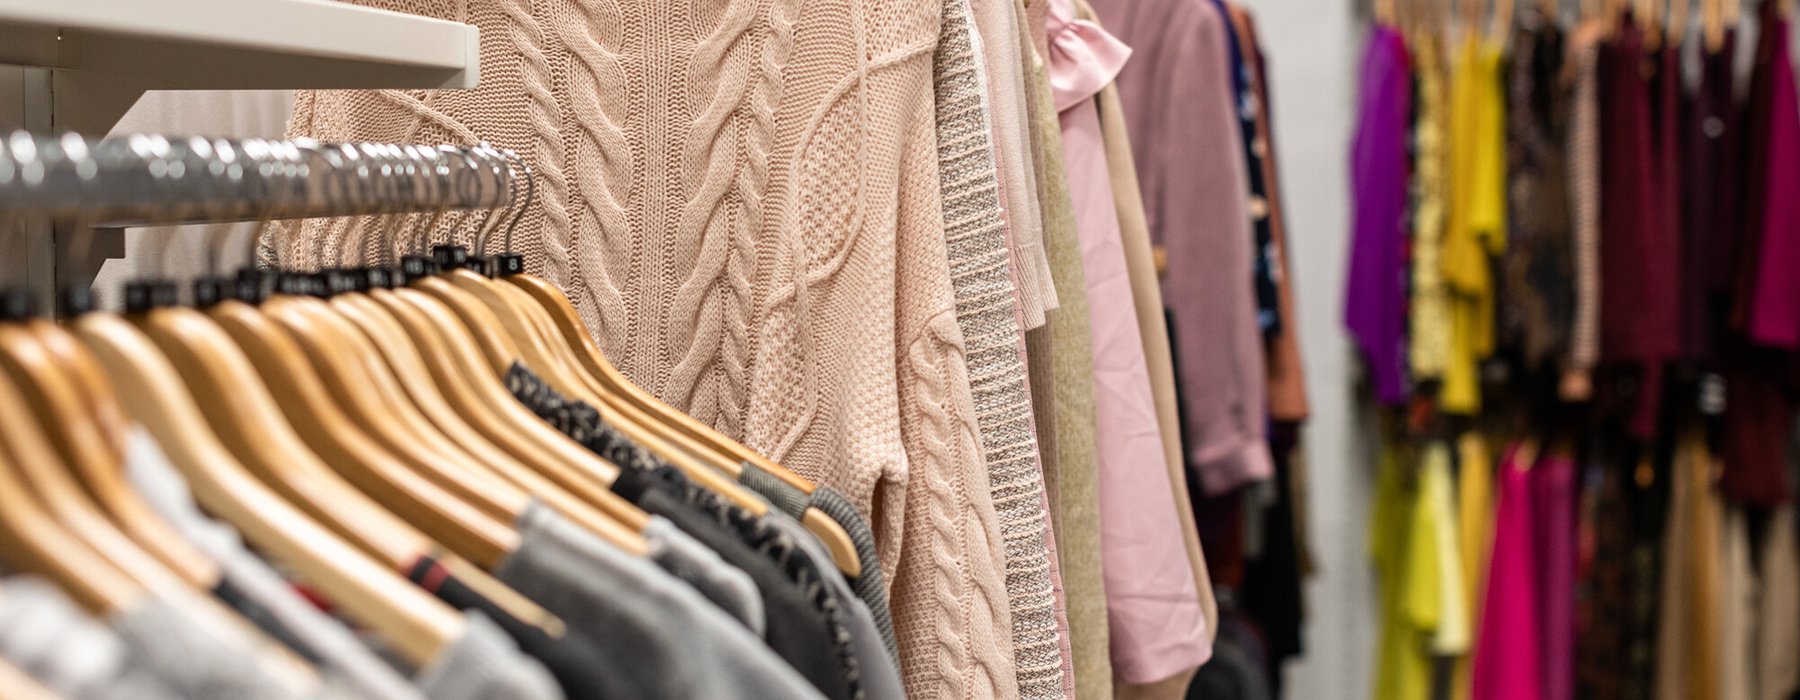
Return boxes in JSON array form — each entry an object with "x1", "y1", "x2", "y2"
[
  {"x1": 1345, "y1": 25, "x2": 1412, "y2": 405},
  {"x1": 1750, "y1": 15, "x2": 1800, "y2": 348}
]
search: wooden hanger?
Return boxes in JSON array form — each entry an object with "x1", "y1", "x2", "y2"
[
  {"x1": 330, "y1": 292, "x2": 650, "y2": 556},
  {"x1": 0, "y1": 326, "x2": 193, "y2": 594},
  {"x1": 406, "y1": 275, "x2": 789, "y2": 541},
  {"x1": 432, "y1": 269, "x2": 741, "y2": 500},
  {"x1": 277, "y1": 295, "x2": 529, "y2": 524},
  {"x1": 137, "y1": 304, "x2": 430, "y2": 569},
  {"x1": 501, "y1": 273, "x2": 862, "y2": 576},
  {"x1": 208, "y1": 297, "x2": 515, "y2": 569},
  {"x1": 496, "y1": 275, "x2": 774, "y2": 485},
  {"x1": 75, "y1": 312, "x2": 464, "y2": 666},
  {"x1": 1491, "y1": 0, "x2": 1516, "y2": 46},
  {"x1": 376, "y1": 286, "x2": 624, "y2": 483},
  {"x1": 1669, "y1": 0, "x2": 1689, "y2": 45},
  {"x1": 1704, "y1": 0, "x2": 1725, "y2": 48},
  {"x1": 8, "y1": 322, "x2": 220, "y2": 587},
  {"x1": 0, "y1": 373, "x2": 145, "y2": 614},
  {"x1": 474, "y1": 276, "x2": 743, "y2": 481},
  {"x1": 466, "y1": 277, "x2": 855, "y2": 568},
  {"x1": 1376, "y1": 0, "x2": 1399, "y2": 25}
]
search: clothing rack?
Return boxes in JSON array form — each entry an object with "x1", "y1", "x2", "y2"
[
  {"x1": 0, "y1": 0, "x2": 483, "y2": 314},
  {"x1": 0, "y1": 133, "x2": 515, "y2": 228}
]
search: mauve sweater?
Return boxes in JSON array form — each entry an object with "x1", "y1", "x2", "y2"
[{"x1": 1088, "y1": 0, "x2": 1273, "y2": 495}]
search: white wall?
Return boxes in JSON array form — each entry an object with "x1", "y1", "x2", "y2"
[{"x1": 1232, "y1": 1, "x2": 1379, "y2": 697}]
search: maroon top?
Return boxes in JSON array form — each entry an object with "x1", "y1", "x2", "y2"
[{"x1": 1598, "y1": 19, "x2": 1678, "y2": 366}]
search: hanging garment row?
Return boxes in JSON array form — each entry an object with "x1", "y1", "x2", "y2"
[
  {"x1": 0, "y1": 131, "x2": 904, "y2": 700},
  {"x1": 1346, "y1": 2, "x2": 1800, "y2": 700}
]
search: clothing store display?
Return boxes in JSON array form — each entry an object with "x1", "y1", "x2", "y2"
[
  {"x1": 496, "y1": 503, "x2": 831, "y2": 700},
  {"x1": 0, "y1": 0, "x2": 1350, "y2": 686},
  {"x1": 1093, "y1": 0, "x2": 1273, "y2": 495}
]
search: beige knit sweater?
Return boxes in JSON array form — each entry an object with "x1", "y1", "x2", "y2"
[
  {"x1": 933, "y1": 0, "x2": 1065, "y2": 696},
  {"x1": 277, "y1": 1, "x2": 1021, "y2": 697}
]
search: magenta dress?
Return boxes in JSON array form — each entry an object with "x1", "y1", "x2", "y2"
[
  {"x1": 1473, "y1": 444, "x2": 1542, "y2": 700},
  {"x1": 1749, "y1": 13, "x2": 1800, "y2": 348}
]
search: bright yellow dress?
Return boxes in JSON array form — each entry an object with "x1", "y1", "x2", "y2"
[
  {"x1": 1371, "y1": 443, "x2": 1437, "y2": 700},
  {"x1": 1440, "y1": 37, "x2": 1507, "y2": 414}
]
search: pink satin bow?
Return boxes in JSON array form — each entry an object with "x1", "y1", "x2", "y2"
[{"x1": 1045, "y1": 0, "x2": 1132, "y2": 112}]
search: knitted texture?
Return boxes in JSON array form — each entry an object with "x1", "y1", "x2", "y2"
[
  {"x1": 933, "y1": 0, "x2": 1065, "y2": 695},
  {"x1": 1021, "y1": 32, "x2": 1114, "y2": 700},
  {"x1": 738, "y1": 464, "x2": 903, "y2": 665},
  {"x1": 283, "y1": 2, "x2": 1019, "y2": 697}
]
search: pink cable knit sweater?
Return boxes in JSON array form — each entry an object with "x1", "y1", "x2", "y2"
[{"x1": 274, "y1": 0, "x2": 1020, "y2": 696}]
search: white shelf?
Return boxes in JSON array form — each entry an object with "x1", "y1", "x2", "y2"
[{"x1": 0, "y1": 0, "x2": 479, "y2": 93}]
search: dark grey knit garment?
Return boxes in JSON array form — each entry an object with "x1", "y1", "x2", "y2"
[
  {"x1": 644, "y1": 514, "x2": 766, "y2": 635},
  {"x1": 413, "y1": 612, "x2": 564, "y2": 700},
  {"x1": 739, "y1": 463, "x2": 900, "y2": 663},
  {"x1": 110, "y1": 596, "x2": 306, "y2": 700},
  {"x1": 496, "y1": 502, "x2": 827, "y2": 700},
  {"x1": 0, "y1": 577, "x2": 176, "y2": 700},
  {"x1": 765, "y1": 513, "x2": 907, "y2": 700}
]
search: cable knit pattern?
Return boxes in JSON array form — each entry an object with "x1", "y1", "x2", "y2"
[
  {"x1": 933, "y1": 0, "x2": 1064, "y2": 695},
  {"x1": 286, "y1": 2, "x2": 1019, "y2": 696}
]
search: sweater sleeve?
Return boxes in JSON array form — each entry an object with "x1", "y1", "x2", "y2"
[{"x1": 883, "y1": 14, "x2": 1021, "y2": 698}]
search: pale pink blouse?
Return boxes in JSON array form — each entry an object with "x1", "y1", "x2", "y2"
[{"x1": 1051, "y1": 0, "x2": 1212, "y2": 682}]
